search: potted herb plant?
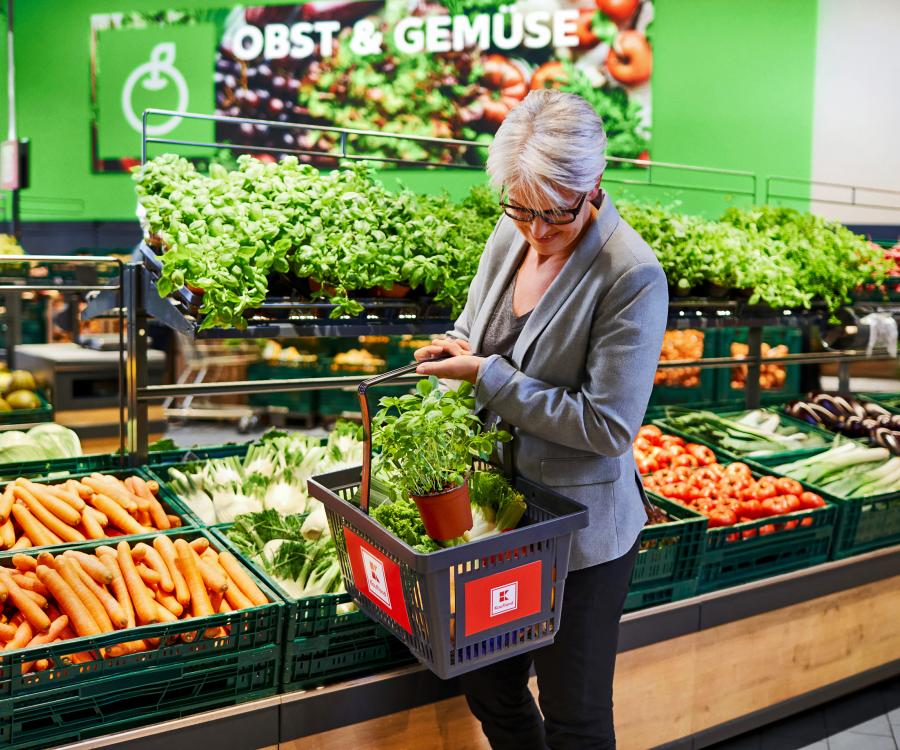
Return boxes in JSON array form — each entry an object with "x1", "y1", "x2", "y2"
[{"x1": 373, "y1": 376, "x2": 510, "y2": 541}]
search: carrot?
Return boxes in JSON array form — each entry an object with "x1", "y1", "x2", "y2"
[
  {"x1": 36, "y1": 565, "x2": 101, "y2": 638},
  {"x1": 10, "y1": 535, "x2": 33, "y2": 551},
  {"x1": 0, "y1": 485, "x2": 14, "y2": 524},
  {"x1": 0, "y1": 574, "x2": 7, "y2": 603},
  {"x1": 1, "y1": 570, "x2": 51, "y2": 632},
  {"x1": 95, "y1": 545, "x2": 116, "y2": 558},
  {"x1": 6, "y1": 620, "x2": 33, "y2": 650},
  {"x1": 11, "y1": 573, "x2": 50, "y2": 597},
  {"x1": 21, "y1": 615, "x2": 69, "y2": 671},
  {"x1": 48, "y1": 484, "x2": 85, "y2": 512},
  {"x1": 155, "y1": 591, "x2": 183, "y2": 617},
  {"x1": 105, "y1": 640, "x2": 149, "y2": 658},
  {"x1": 131, "y1": 545, "x2": 147, "y2": 563},
  {"x1": 35, "y1": 551, "x2": 54, "y2": 568},
  {"x1": 11, "y1": 504, "x2": 61, "y2": 547},
  {"x1": 117, "y1": 541, "x2": 157, "y2": 625},
  {"x1": 83, "y1": 476, "x2": 137, "y2": 512},
  {"x1": 11, "y1": 554, "x2": 36, "y2": 573},
  {"x1": 209, "y1": 590, "x2": 224, "y2": 613},
  {"x1": 89, "y1": 494, "x2": 146, "y2": 535},
  {"x1": 80, "y1": 512, "x2": 105, "y2": 540},
  {"x1": 174, "y1": 539, "x2": 213, "y2": 618},
  {"x1": 56, "y1": 557, "x2": 113, "y2": 633},
  {"x1": 65, "y1": 550, "x2": 113, "y2": 585},
  {"x1": 146, "y1": 480, "x2": 159, "y2": 494},
  {"x1": 19, "y1": 588, "x2": 49, "y2": 609},
  {"x1": 0, "y1": 623, "x2": 17, "y2": 640},
  {"x1": 70, "y1": 562, "x2": 127, "y2": 629},
  {"x1": 12, "y1": 486, "x2": 83, "y2": 544},
  {"x1": 153, "y1": 600, "x2": 178, "y2": 623},
  {"x1": 132, "y1": 476, "x2": 171, "y2": 530},
  {"x1": 218, "y1": 551, "x2": 267, "y2": 606},
  {"x1": 97, "y1": 552, "x2": 135, "y2": 629},
  {"x1": 136, "y1": 564, "x2": 160, "y2": 587},
  {"x1": 84, "y1": 507, "x2": 109, "y2": 527},
  {"x1": 135, "y1": 544, "x2": 173, "y2": 592},
  {"x1": 189, "y1": 538, "x2": 210, "y2": 554},
  {"x1": 0, "y1": 519, "x2": 16, "y2": 549},
  {"x1": 136, "y1": 510, "x2": 152, "y2": 527},
  {"x1": 166, "y1": 515, "x2": 182, "y2": 528},
  {"x1": 70, "y1": 481, "x2": 94, "y2": 500},
  {"x1": 195, "y1": 556, "x2": 228, "y2": 594},
  {"x1": 153, "y1": 536, "x2": 190, "y2": 607},
  {"x1": 218, "y1": 597, "x2": 232, "y2": 614},
  {"x1": 18, "y1": 480, "x2": 82, "y2": 526}
]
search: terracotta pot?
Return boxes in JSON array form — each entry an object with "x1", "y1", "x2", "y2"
[
  {"x1": 309, "y1": 279, "x2": 338, "y2": 296},
  {"x1": 186, "y1": 283, "x2": 205, "y2": 296},
  {"x1": 412, "y1": 480, "x2": 473, "y2": 541},
  {"x1": 376, "y1": 283, "x2": 411, "y2": 299}
]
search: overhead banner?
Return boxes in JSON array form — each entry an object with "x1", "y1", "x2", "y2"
[{"x1": 90, "y1": 1, "x2": 653, "y2": 173}]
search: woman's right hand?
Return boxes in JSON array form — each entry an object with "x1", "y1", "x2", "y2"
[{"x1": 414, "y1": 337, "x2": 472, "y2": 362}]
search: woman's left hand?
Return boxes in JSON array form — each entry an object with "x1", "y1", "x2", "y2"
[{"x1": 415, "y1": 338, "x2": 484, "y2": 383}]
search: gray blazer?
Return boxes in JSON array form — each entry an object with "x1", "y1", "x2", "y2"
[{"x1": 449, "y1": 193, "x2": 668, "y2": 569}]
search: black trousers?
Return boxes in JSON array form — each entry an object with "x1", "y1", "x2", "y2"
[{"x1": 459, "y1": 537, "x2": 640, "y2": 750}]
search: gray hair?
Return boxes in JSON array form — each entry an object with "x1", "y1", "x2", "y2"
[{"x1": 486, "y1": 89, "x2": 607, "y2": 209}]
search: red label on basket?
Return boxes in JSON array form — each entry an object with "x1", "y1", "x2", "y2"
[
  {"x1": 464, "y1": 560, "x2": 542, "y2": 636},
  {"x1": 344, "y1": 528, "x2": 412, "y2": 634}
]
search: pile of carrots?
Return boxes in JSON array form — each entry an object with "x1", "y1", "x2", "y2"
[
  {"x1": 0, "y1": 474, "x2": 183, "y2": 552},
  {"x1": 0, "y1": 535, "x2": 270, "y2": 673}
]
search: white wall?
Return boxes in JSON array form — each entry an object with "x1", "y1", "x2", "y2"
[{"x1": 810, "y1": 0, "x2": 900, "y2": 226}]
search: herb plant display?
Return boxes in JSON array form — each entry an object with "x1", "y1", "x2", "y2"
[{"x1": 134, "y1": 154, "x2": 497, "y2": 329}]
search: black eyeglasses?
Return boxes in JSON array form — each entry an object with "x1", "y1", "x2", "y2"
[{"x1": 499, "y1": 193, "x2": 588, "y2": 225}]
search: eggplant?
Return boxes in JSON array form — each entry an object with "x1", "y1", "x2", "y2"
[
  {"x1": 891, "y1": 414, "x2": 900, "y2": 429},
  {"x1": 812, "y1": 393, "x2": 843, "y2": 415},
  {"x1": 864, "y1": 401, "x2": 891, "y2": 418},
  {"x1": 833, "y1": 394, "x2": 864, "y2": 419},
  {"x1": 789, "y1": 401, "x2": 838, "y2": 428},
  {"x1": 862, "y1": 418, "x2": 879, "y2": 431},
  {"x1": 841, "y1": 415, "x2": 867, "y2": 437}
]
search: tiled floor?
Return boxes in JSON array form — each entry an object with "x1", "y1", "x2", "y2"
[{"x1": 710, "y1": 675, "x2": 900, "y2": 749}]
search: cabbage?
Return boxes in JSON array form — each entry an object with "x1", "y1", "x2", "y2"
[
  {"x1": 0, "y1": 431, "x2": 29, "y2": 449},
  {"x1": 25, "y1": 424, "x2": 81, "y2": 459},
  {"x1": 0, "y1": 439, "x2": 45, "y2": 464}
]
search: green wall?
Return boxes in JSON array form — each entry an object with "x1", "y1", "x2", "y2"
[{"x1": 6, "y1": 0, "x2": 818, "y2": 226}]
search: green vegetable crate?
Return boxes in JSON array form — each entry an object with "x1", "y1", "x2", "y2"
[
  {"x1": 0, "y1": 645, "x2": 280, "y2": 750},
  {"x1": 145, "y1": 441, "x2": 251, "y2": 469},
  {"x1": 0, "y1": 452, "x2": 125, "y2": 482},
  {"x1": 746, "y1": 450, "x2": 900, "y2": 559},
  {"x1": 715, "y1": 327, "x2": 803, "y2": 405},
  {"x1": 652, "y1": 406, "x2": 832, "y2": 464},
  {"x1": 247, "y1": 361, "x2": 318, "y2": 417},
  {"x1": 0, "y1": 391, "x2": 53, "y2": 426},
  {"x1": 625, "y1": 495, "x2": 706, "y2": 612},
  {"x1": 650, "y1": 329, "x2": 718, "y2": 406},
  {"x1": 0, "y1": 530, "x2": 282, "y2": 701}
]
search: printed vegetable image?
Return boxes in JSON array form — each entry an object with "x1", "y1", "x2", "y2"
[
  {"x1": 642, "y1": 461, "x2": 826, "y2": 531},
  {"x1": 0, "y1": 535, "x2": 270, "y2": 672},
  {"x1": 476, "y1": 54, "x2": 529, "y2": 126},
  {"x1": 606, "y1": 30, "x2": 652, "y2": 86},
  {"x1": 0, "y1": 474, "x2": 182, "y2": 552}
]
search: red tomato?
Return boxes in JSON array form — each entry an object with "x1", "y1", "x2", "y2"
[
  {"x1": 781, "y1": 494, "x2": 801, "y2": 513},
  {"x1": 638, "y1": 425, "x2": 662, "y2": 443},
  {"x1": 574, "y1": 8, "x2": 600, "y2": 48},
  {"x1": 671, "y1": 454, "x2": 698, "y2": 469},
  {"x1": 799, "y1": 491, "x2": 826, "y2": 509},
  {"x1": 724, "y1": 462, "x2": 752, "y2": 479},
  {"x1": 634, "y1": 436, "x2": 653, "y2": 452},
  {"x1": 478, "y1": 55, "x2": 528, "y2": 126},
  {"x1": 530, "y1": 61, "x2": 569, "y2": 91},
  {"x1": 785, "y1": 520, "x2": 800, "y2": 530},
  {"x1": 708, "y1": 508, "x2": 737, "y2": 527},
  {"x1": 596, "y1": 0, "x2": 640, "y2": 23},
  {"x1": 738, "y1": 500, "x2": 765, "y2": 520},
  {"x1": 606, "y1": 29, "x2": 652, "y2": 86},
  {"x1": 801, "y1": 517, "x2": 814, "y2": 527},
  {"x1": 741, "y1": 528, "x2": 758, "y2": 540},
  {"x1": 761, "y1": 496, "x2": 790, "y2": 516},
  {"x1": 660, "y1": 435, "x2": 686, "y2": 447},
  {"x1": 666, "y1": 444, "x2": 687, "y2": 458},
  {"x1": 755, "y1": 483, "x2": 778, "y2": 501},
  {"x1": 775, "y1": 478, "x2": 803, "y2": 496},
  {"x1": 759, "y1": 524, "x2": 778, "y2": 535},
  {"x1": 636, "y1": 458, "x2": 656, "y2": 475},
  {"x1": 686, "y1": 444, "x2": 716, "y2": 465}
]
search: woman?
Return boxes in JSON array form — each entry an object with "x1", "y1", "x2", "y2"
[{"x1": 414, "y1": 89, "x2": 668, "y2": 749}]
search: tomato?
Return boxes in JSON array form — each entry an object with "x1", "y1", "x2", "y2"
[
  {"x1": 761, "y1": 496, "x2": 791, "y2": 516},
  {"x1": 530, "y1": 61, "x2": 569, "y2": 91},
  {"x1": 686, "y1": 444, "x2": 716, "y2": 465},
  {"x1": 665, "y1": 444, "x2": 687, "y2": 459},
  {"x1": 738, "y1": 500, "x2": 765, "y2": 521},
  {"x1": 755, "y1": 483, "x2": 777, "y2": 501},
  {"x1": 606, "y1": 30, "x2": 652, "y2": 86},
  {"x1": 741, "y1": 528, "x2": 758, "y2": 540},
  {"x1": 671, "y1": 454, "x2": 698, "y2": 469},
  {"x1": 799, "y1": 491, "x2": 826, "y2": 509},
  {"x1": 775, "y1": 478, "x2": 803, "y2": 496},
  {"x1": 659, "y1": 435, "x2": 686, "y2": 447},
  {"x1": 785, "y1": 520, "x2": 800, "y2": 530},
  {"x1": 724, "y1": 462, "x2": 752, "y2": 479},
  {"x1": 574, "y1": 8, "x2": 600, "y2": 48},
  {"x1": 801, "y1": 517, "x2": 814, "y2": 527},
  {"x1": 638, "y1": 425, "x2": 662, "y2": 443},
  {"x1": 478, "y1": 55, "x2": 528, "y2": 126},
  {"x1": 596, "y1": 0, "x2": 640, "y2": 23},
  {"x1": 634, "y1": 436, "x2": 653, "y2": 452},
  {"x1": 708, "y1": 508, "x2": 737, "y2": 527},
  {"x1": 636, "y1": 458, "x2": 656, "y2": 475},
  {"x1": 759, "y1": 524, "x2": 777, "y2": 536},
  {"x1": 672, "y1": 466, "x2": 693, "y2": 482},
  {"x1": 781, "y1": 494, "x2": 801, "y2": 513}
]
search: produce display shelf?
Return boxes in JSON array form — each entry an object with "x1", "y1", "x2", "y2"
[
  {"x1": 0, "y1": 452, "x2": 125, "y2": 482},
  {"x1": 746, "y1": 450, "x2": 900, "y2": 559},
  {"x1": 651, "y1": 329, "x2": 719, "y2": 406},
  {"x1": 143, "y1": 442, "x2": 251, "y2": 469},
  {"x1": 665, "y1": 299, "x2": 827, "y2": 329},
  {"x1": 0, "y1": 391, "x2": 53, "y2": 426},
  {"x1": 0, "y1": 644, "x2": 280, "y2": 750},
  {"x1": 0, "y1": 529, "x2": 283, "y2": 701},
  {"x1": 716, "y1": 326, "x2": 803, "y2": 405},
  {"x1": 625, "y1": 495, "x2": 707, "y2": 612}
]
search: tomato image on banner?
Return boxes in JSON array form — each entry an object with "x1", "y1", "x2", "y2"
[
  {"x1": 464, "y1": 560, "x2": 543, "y2": 637},
  {"x1": 344, "y1": 528, "x2": 412, "y2": 634}
]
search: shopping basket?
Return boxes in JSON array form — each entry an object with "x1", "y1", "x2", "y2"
[{"x1": 307, "y1": 361, "x2": 589, "y2": 679}]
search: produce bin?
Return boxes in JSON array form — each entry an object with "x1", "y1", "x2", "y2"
[
  {"x1": 746, "y1": 450, "x2": 900, "y2": 559},
  {"x1": 0, "y1": 645, "x2": 280, "y2": 750},
  {"x1": 145, "y1": 441, "x2": 250, "y2": 469},
  {"x1": 650, "y1": 329, "x2": 718, "y2": 406},
  {"x1": 652, "y1": 406, "x2": 833, "y2": 464},
  {"x1": 625, "y1": 495, "x2": 707, "y2": 612},
  {"x1": 0, "y1": 467, "x2": 196, "y2": 555},
  {"x1": 0, "y1": 391, "x2": 53, "y2": 426},
  {"x1": 0, "y1": 452, "x2": 124, "y2": 482},
  {"x1": 716, "y1": 327, "x2": 803, "y2": 405},
  {"x1": 0, "y1": 529, "x2": 283, "y2": 704},
  {"x1": 247, "y1": 360, "x2": 318, "y2": 417}
]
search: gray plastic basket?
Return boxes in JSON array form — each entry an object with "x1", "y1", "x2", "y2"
[{"x1": 307, "y1": 361, "x2": 588, "y2": 680}]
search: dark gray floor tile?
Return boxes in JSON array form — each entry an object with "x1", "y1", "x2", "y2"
[
  {"x1": 794, "y1": 743, "x2": 827, "y2": 750},
  {"x1": 824, "y1": 689, "x2": 888, "y2": 734},
  {"x1": 710, "y1": 732, "x2": 763, "y2": 749},
  {"x1": 827, "y1": 730, "x2": 898, "y2": 750},
  {"x1": 763, "y1": 710, "x2": 828, "y2": 744}
]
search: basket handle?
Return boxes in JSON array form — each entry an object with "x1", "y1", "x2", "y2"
[{"x1": 358, "y1": 356, "x2": 450, "y2": 514}]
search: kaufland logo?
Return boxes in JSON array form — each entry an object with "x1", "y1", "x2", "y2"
[
  {"x1": 361, "y1": 548, "x2": 391, "y2": 608},
  {"x1": 490, "y1": 582, "x2": 518, "y2": 617}
]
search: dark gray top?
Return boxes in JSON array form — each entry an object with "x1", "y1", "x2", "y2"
[{"x1": 479, "y1": 275, "x2": 532, "y2": 359}]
